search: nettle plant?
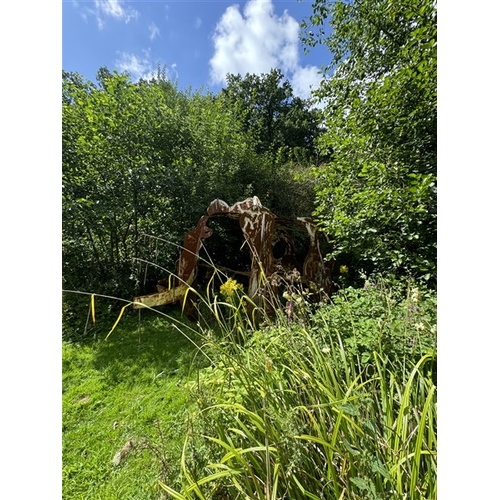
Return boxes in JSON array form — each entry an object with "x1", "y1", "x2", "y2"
[{"x1": 311, "y1": 277, "x2": 437, "y2": 367}]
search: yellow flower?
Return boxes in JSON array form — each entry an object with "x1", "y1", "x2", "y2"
[
  {"x1": 220, "y1": 278, "x2": 244, "y2": 299},
  {"x1": 340, "y1": 265, "x2": 349, "y2": 274}
]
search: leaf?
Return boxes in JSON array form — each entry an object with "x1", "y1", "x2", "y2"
[
  {"x1": 343, "y1": 439, "x2": 360, "y2": 456},
  {"x1": 337, "y1": 403, "x2": 360, "y2": 416},
  {"x1": 105, "y1": 303, "x2": 132, "y2": 340},
  {"x1": 350, "y1": 476, "x2": 370, "y2": 491},
  {"x1": 371, "y1": 457, "x2": 390, "y2": 479},
  {"x1": 90, "y1": 294, "x2": 95, "y2": 324}
]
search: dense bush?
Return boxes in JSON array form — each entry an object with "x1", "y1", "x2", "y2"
[
  {"x1": 62, "y1": 69, "x2": 321, "y2": 338},
  {"x1": 311, "y1": 278, "x2": 437, "y2": 367},
  {"x1": 160, "y1": 277, "x2": 437, "y2": 499}
]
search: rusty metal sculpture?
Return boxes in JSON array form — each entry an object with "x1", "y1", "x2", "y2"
[{"x1": 133, "y1": 197, "x2": 332, "y2": 312}]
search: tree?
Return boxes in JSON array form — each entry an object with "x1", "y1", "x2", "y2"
[
  {"x1": 302, "y1": 0, "x2": 437, "y2": 283},
  {"x1": 220, "y1": 69, "x2": 322, "y2": 158},
  {"x1": 63, "y1": 69, "x2": 183, "y2": 304},
  {"x1": 219, "y1": 69, "x2": 323, "y2": 217}
]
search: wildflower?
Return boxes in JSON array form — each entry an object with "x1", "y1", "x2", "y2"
[
  {"x1": 414, "y1": 322, "x2": 425, "y2": 331},
  {"x1": 340, "y1": 265, "x2": 349, "y2": 274},
  {"x1": 266, "y1": 358, "x2": 273, "y2": 373},
  {"x1": 321, "y1": 347, "x2": 331, "y2": 354},
  {"x1": 410, "y1": 287, "x2": 421, "y2": 303},
  {"x1": 286, "y1": 301, "x2": 294, "y2": 322},
  {"x1": 220, "y1": 278, "x2": 244, "y2": 299},
  {"x1": 289, "y1": 268, "x2": 302, "y2": 283}
]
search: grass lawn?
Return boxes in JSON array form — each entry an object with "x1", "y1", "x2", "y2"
[{"x1": 62, "y1": 308, "x2": 200, "y2": 499}]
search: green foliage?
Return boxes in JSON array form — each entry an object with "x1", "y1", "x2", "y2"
[
  {"x1": 154, "y1": 275, "x2": 436, "y2": 499},
  {"x1": 63, "y1": 67, "x2": 324, "y2": 338},
  {"x1": 63, "y1": 263, "x2": 436, "y2": 500},
  {"x1": 166, "y1": 90, "x2": 268, "y2": 219},
  {"x1": 302, "y1": 0, "x2": 437, "y2": 282},
  {"x1": 217, "y1": 69, "x2": 323, "y2": 217},
  {"x1": 63, "y1": 70, "x2": 182, "y2": 299},
  {"x1": 312, "y1": 277, "x2": 437, "y2": 367},
  {"x1": 220, "y1": 69, "x2": 322, "y2": 158},
  {"x1": 63, "y1": 1, "x2": 439, "y2": 494}
]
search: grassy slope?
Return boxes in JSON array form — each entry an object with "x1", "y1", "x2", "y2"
[{"x1": 62, "y1": 310, "x2": 199, "y2": 500}]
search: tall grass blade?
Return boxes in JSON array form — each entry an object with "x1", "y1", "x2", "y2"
[
  {"x1": 158, "y1": 481, "x2": 187, "y2": 499},
  {"x1": 410, "y1": 383, "x2": 436, "y2": 494},
  {"x1": 291, "y1": 475, "x2": 322, "y2": 500},
  {"x1": 90, "y1": 293, "x2": 96, "y2": 323},
  {"x1": 104, "y1": 303, "x2": 132, "y2": 340}
]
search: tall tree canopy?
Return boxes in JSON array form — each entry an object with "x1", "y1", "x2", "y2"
[
  {"x1": 220, "y1": 69, "x2": 322, "y2": 159},
  {"x1": 302, "y1": 0, "x2": 437, "y2": 283}
]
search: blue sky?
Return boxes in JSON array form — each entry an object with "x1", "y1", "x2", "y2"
[{"x1": 63, "y1": 0, "x2": 332, "y2": 98}]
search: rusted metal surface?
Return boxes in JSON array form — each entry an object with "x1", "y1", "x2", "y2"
[
  {"x1": 297, "y1": 217, "x2": 332, "y2": 294},
  {"x1": 133, "y1": 197, "x2": 332, "y2": 310},
  {"x1": 239, "y1": 202, "x2": 275, "y2": 301},
  {"x1": 133, "y1": 218, "x2": 211, "y2": 310},
  {"x1": 176, "y1": 216, "x2": 213, "y2": 284}
]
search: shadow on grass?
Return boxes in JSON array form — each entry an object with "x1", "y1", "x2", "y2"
[{"x1": 89, "y1": 305, "x2": 205, "y2": 388}]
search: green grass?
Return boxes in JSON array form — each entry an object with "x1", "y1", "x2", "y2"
[
  {"x1": 63, "y1": 277, "x2": 437, "y2": 500},
  {"x1": 62, "y1": 309, "x2": 201, "y2": 500}
]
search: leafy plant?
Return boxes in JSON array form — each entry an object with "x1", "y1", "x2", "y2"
[
  {"x1": 302, "y1": 0, "x2": 437, "y2": 282},
  {"x1": 311, "y1": 277, "x2": 437, "y2": 367},
  {"x1": 155, "y1": 274, "x2": 436, "y2": 499}
]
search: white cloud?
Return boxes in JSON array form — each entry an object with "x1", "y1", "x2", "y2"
[
  {"x1": 115, "y1": 51, "x2": 153, "y2": 81},
  {"x1": 209, "y1": 0, "x2": 299, "y2": 85},
  {"x1": 149, "y1": 22, "x2": 160, "y2": 40},
  {"x1": 290, "y1": 65, "x2": 323, "y2": 99},
  {"x1": 92, "y1": 0, "x2": 139, "y2": 29},
  {"x1": 115, "y1": 51, "x2": 177, "y2": 83},
  {"x1": 194, "y1": 17, "x2": 202, "y2": 29},
  {"x1": 170, "y1": 63, "x2": 179, "y2": 81}
]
